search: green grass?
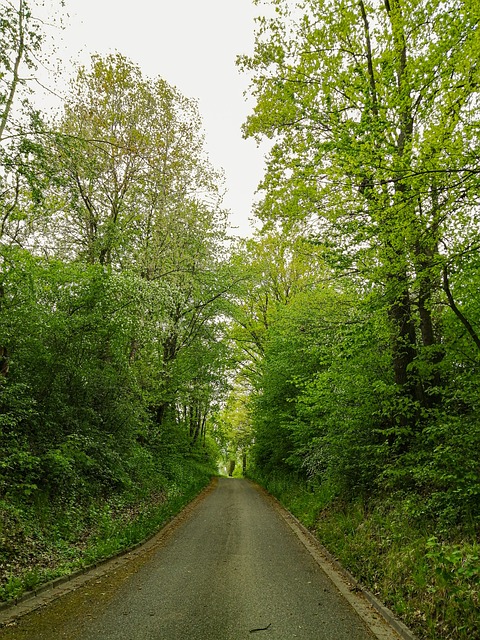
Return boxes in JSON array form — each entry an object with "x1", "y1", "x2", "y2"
[{"x1": 0, "y1": 460, "x2": 214, "y2": 603}]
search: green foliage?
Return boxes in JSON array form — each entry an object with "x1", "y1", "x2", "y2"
[
  {"x1": 0, "y1": 44, "x2": 231, "y2": 601},
  {"x1": 0, "y1": 457, "x2": 215, "y2": 602},
  {"x1": 212, "y1": 378, "x2": 253, "y2": 471},
  {"x1": 1, "y1": 250, "x2": 146, "y2": 499},
  {"x1": 229, "y1": 13, "x2": 480, "y2": 621},
  {"x1": 233, "y1": 0, "x2": 480, "y2": 537},
  {"x1": 247, "y1": 279, "x2": 394, "y2": 496}
]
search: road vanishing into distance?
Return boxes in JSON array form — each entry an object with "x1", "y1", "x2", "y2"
[{"x1": 0, "y1": 478, "x2": 403, "y2": 640}]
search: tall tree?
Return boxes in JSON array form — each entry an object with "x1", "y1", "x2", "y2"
[
  {"x1": 38, "y1": 53, "x2": 225, "y2": 269},
  {"x1": 37, "y1": 54, "x2": 232, "y2": 440},
  {"x1": 1, "y1": 49, "x2": 233, "y2": 502},
  {"x1": 1, "y1": 0, "x2": 64, "y2": 378},
  {"x1": 0, "y1": 0, "x2": 65, "y2": 246},
  {"x1": 239, "y1": 0, "x2": 480, "y2": 421}
]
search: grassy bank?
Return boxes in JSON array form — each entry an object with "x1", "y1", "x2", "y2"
[
  {"x1": 0, "y1": 458, "x2": 215, "y2": 603},
  {"x1": 251, "y1": 472, "x2": 479, "y2": 640}
]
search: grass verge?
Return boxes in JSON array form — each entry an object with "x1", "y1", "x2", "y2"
[
  {"x1": 250, "y1": 471, "x2": 479, "y2": 640},
  {"x1": 0, "y1": 460, "x2": 214, "y2": 603}
]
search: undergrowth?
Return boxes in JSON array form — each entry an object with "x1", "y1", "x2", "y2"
[
  {"x1": 0, "y1": 458, "x2": 214, "y2": 603},
  {"x1": 250, "y1": 471, "x2": 479, "y2": 640}
]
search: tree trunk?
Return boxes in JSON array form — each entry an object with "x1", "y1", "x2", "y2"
[
  {"x1": 387, "y1": 278, "x2": 417, "y2": 390},
  {"x1": 0, "y1": 0, "x2": 25, "y2": 142},
  {"x1": 0, "y1": 285, "x2": 7, "y2": 377}
]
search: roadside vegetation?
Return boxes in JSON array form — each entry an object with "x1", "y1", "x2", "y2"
[
  {"x1": 1, "y1": 2, "x2": 480, "y2": 638},
  {"x1": 0, "y1": 1, "x2": 226, "y2": 603},
  {"x1": 249, "y1": 472, "x2": 479, "y2": 640},
  {"x1": 1, "y1": 457, "x2": 214, "y2": 602}
]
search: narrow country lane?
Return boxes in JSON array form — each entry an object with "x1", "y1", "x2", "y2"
[{"x1": 1, "y1": 479, "x2": 400, "y2": 640}]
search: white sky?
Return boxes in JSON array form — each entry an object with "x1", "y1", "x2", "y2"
[{"x1": 39, "y1": 0, "x2": 269, "y2": 236}]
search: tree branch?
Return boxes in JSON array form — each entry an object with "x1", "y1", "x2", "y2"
[
  {"x1": 443, "y1": 265, "x2": 480, "y2": 352},
  {"x1": 0, "y1": 0, "x2": 25, "y2": 141}
]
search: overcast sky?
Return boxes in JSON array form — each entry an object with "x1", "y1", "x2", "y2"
[{"x1": 41, "y1": 0, "x2": 269, "y2": 236}]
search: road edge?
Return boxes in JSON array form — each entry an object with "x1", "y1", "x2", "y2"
[
  {"x1": 251, "y1": 481, "x2": 418, "y2": 640},
  {"x1": 0, "y1": 478, "x2": 218, "y2": 629}
]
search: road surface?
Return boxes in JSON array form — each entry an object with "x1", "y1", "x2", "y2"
[{"x1": 0, "y1": 478, "x2": 400, "y2": 639}]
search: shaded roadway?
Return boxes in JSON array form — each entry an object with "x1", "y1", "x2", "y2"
[{"x1": 1, "y1": 478, "x2": 397, "y2": 639}]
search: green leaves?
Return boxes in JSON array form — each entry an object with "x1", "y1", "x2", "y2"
[
  {"x1": 36, "y1": 53, "x2": 226, "y2": 270},
  {"x1": 233, "y1": 0, "x2": 480, "y2": 534}
]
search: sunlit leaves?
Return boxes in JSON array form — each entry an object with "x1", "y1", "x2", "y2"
[
  {"x1": 233, "y1": 0, "x2": 480, "y2": 526},
  {"x1": 39, "y1": 53, "x2": 226, "y2": 269}
]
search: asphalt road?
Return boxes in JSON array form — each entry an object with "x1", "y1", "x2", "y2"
[{"x1": 1, "y1": 478, "x2": 391, "y2": 640}]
